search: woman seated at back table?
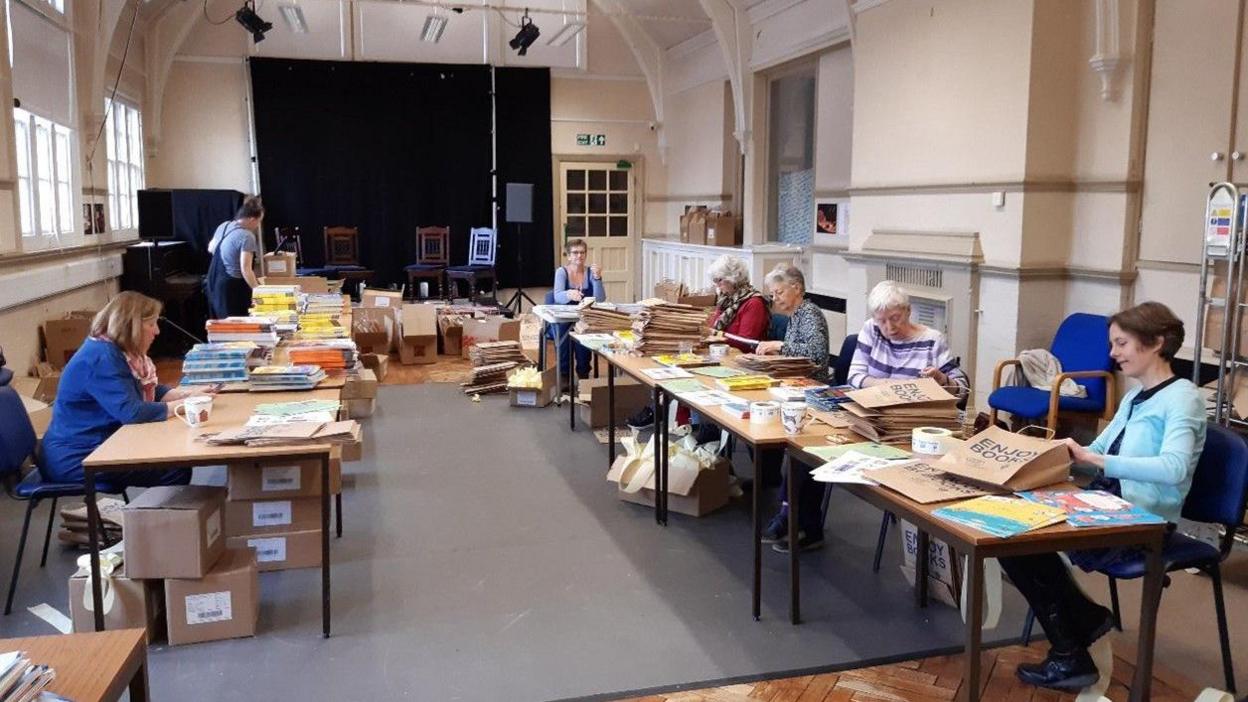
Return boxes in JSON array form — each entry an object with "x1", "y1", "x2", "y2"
[
  {"x1": 551, "y1": 238, "x2": 605, "y2": 383},
  {"x1": 41, "y1": 292, "x2": 210, "y2": 487},
  {"x1": 756, "y1": 264, "x2": 830, "y2": 553},
  {"x1": 1001, "y1": 301, "x2": 1204, "y2": 692},
  {"x1": 707, "y1": 254, "x2": 770, "y2": 351},
  {"x1": 847, "y1": 280, "x2": 969, "y2": 396}
]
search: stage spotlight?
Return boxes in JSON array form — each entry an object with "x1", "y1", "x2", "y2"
[
  {"x1": 508, "y1": 11, "x2": 540, "y2": 56},
  {"x1": 235, "y1": 1, "x2": 273, "y2": 43}
]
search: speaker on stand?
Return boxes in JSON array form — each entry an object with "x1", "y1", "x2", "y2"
[{"x1": 503, "y1": 183, "x2": 536, "y2": 314}]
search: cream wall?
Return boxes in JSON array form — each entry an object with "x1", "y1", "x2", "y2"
[
  {"x1": 659, "y1": 79, "x2": 733, "y2": 236},
  {"x1": 146, "y1": 60, "x2": 253, "y2": 192},
  {"x1": 0, "y1": 280, "x2": 117, "y2": 377}
]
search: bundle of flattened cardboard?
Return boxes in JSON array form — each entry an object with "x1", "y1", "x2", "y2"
[
  {"x1": 631, "y1": 300, "x2": 708, "y2": 355},
  {"x1": 842, "y1": 378, "x2": 961, "y2": 443},
  {"x1": 463, "y1": 361, "x2": 521, "y2": 395},
  {"x1": 733, "y1": 354, "x2": 817, "y2": 378},
  {"x1": 575, "y1": 304, "x2": 634, "y2": 333},
  {"x1": 58, "y1": 496, "x2": 124, "y2": 546}
]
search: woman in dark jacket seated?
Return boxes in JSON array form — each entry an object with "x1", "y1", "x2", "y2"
[{"x1": 41, "y1": 292, "x2": 210, "y2": 486}]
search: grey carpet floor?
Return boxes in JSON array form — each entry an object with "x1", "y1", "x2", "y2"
[{"x1": 0, "y1": 383, "x2": 1034, "y2": 701}]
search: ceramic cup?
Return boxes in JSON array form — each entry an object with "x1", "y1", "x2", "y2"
[
  {"x1": 708, "y1": 343, "x2": 729, "y2": 361},
  {"x1": 175, "y1": 395, "x2": 214, "y2": 427},
  {"x1": 780, "y1": 401, "x2": 810, "y2": 435}
]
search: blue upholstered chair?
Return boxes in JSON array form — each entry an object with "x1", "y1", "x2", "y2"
[
  {"x1": 988, "y1": 313, "x2": 1117, "y2": 434},
  {"x1": 1020, "y1": 424, "x2": 1248, "y2": 693},
  {"x1": 446, "y1": 227, "x2": 498, "y2": 303},
  {"x1": 0, "y1": 386, "x2": 127, "y2": 615}
]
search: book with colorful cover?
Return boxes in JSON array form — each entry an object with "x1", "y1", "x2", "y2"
[
  {"x1": 932, "y1": 495, "x2": 1067, "y2": 538},
  {"x1": 806, "y1": 385, "x2": 855, "y2": 411},
  {"x1": 659, "y1": 378, "x2": 708, "y2": 394},
  {"x1": 715, "y1": 374, "x2": 777, "y2": 391},
  {"x1": 690, "y1": 365, "x2": 748, "y2": 378},
  {"x1": 653, "y1": 353, "x2": 714, "y2": 368},
  {"x1": 769, "y1": 377, "x2": 831, "y2": 402},
  {"x1": 1018, "y1": 489, "x2": 1165, "y2": 528},
  {"x1": 803, "y1": 441, "x2": 912, "y2": 462}
]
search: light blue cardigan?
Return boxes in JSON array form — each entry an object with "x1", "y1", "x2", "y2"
[{"x1": 1087, "y1": 378, "x2": 1206, "y2": 523}]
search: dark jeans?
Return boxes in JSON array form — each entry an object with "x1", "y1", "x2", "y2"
[
  {"x1": 67, "y1": 467, "x2": 193, "y2": 491},
  {"x1": 780, "y1": 456, "x2": 825, "y2": 536},
  {"x1": 552, "y1": 322, "x2": 591, "y2": 378},
  {"x1": 999, "y1": 553, "x2": 1108, "y2": 652}
]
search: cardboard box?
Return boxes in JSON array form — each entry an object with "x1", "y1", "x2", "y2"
[
  {"x1": 227, "y1": 529, "x2": 321, "y2": 572},
  {"x1": 11, "y1": 372, "x2": 60, "y2": 404},
  {"x1": 607, "y1": 455, "x2": 731, "y2": 517},
  {"x1": 227, "y1": 458, "x2": 340, "y2": 500},
  {"x1": 347, "y1": 398, "x2": 376, "y2": 418},
  {"x1": 361, "y1": 352, "x2": 389, "y2": 380},
  {"x1": 43, "y1": 312, "x2": 94, "y2": 369},
  {"x1": 361, "y1": 288, "x2": 403, "y2": 309},
  {"x1": 261, "y1": 252, "x2": 297, "y2": 277},
  {"x1": 341, "y1": 369, "x2": 378, "y2": 400},
  {"x1": 704, "y1": 212, "x2": 741, "y2": 247},
  {"x1": 224, "y1": 496, "x2": 322, "y2": 536},
  {"x1": 1203, "y1": 304, "x2": 1248, "y2": 357},
  {"x1": 440, "y1": 323, "x2": 463, "y2": 356},
  {"x1": 460, "y1": 317, "x2": 521, "y2": 359},
  {"x1": 68, "y1": 565, "x2": 164, "y2": 640},
  {"x1": 678, "y1": 293, "x2": 716, "y2": 308},
  {"x1": 260, "y1": 276, "x2": 330, "y2": 293},
  {"x1": 681, "y1": 208, "x2": 708, "y2": 245},
  {"x1": 123, "y1": 486, "x2": 226, "y2": 579},
  {"x1": 679, "y1": 207, "x2": 705, "y2": 242},
  {"x1": 399, "y1": 304, "x2": 438, "y2": 365},
  {"x1": 18, "y1": 393, "x2": 52, "y2": 437},
  {"x1": 509, "y1": 367, "x2": 558, "y2": 408},
  {"x1": 353, "y1": 307, "x2": 395, "y2": 354},
  {"x1": 165, "y1": 548, "x2": 259, "y2": 646},
  {"x1": 576, "y1": 376, "x2": 652, "y2": 428}
]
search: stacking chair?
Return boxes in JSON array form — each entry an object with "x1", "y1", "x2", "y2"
[
  {"x1": 274, "y1": 226, "x2": 304, "y2": 267},
  {"x1": 404, "y1": 226, "x2": 450, "y2": 300},
  {"x1": 322, "y1": 226, "x2": 373, "y2": 297},
  {"x1": 0, "y1": 386, "x2": 128, "y2": 615},
  {"x1": 445, "y1": 227, "x2": 498, "y2": 303},
  {"x1": 988, "y1": 313, "x2": 1117, "y2": 434},
  {"x1": 1020, "y1": 424, "x2": 1248, "y2": 693}
]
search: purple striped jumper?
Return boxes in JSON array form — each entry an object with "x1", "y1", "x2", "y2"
[{"x1": 846, "y1": 320, "x2": 969, "y2": 397}]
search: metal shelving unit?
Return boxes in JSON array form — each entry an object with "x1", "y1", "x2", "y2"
[{"x1": 1193, "y1": 182, "x2": 1248, "y2": 428}]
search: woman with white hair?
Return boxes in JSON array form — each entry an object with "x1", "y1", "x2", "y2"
[
  {"x1": 707, "y1": 254, "x2": 770, "y2": 351},
  {"x1": 848, "y1": 280, "x2": 969, "y2": 396}
]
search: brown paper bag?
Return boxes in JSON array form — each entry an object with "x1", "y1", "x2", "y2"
[
  {"x1": 866, "y1": 461, "x2": 991, "y2": 504},
  {"x1": 937, "y1": 425, "x2": 1070, "y2": 491},
  {"x1": 846, "y1": 377, "x2": 958, "y2": 409}
]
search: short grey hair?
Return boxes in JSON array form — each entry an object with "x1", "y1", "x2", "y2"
[
  {"x1": 868, "y1": 280, "x2": 910, "y2": 314},
  {"x1": 764, "y1": 263, "x2": 806, "y2": 292},
  {"x1": 707, "y1": 254, "x2": 751, "y2": 288}
]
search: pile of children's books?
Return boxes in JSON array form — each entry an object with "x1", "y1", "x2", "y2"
[
  {"x1": 206, "y1": 317, "x2": 279, "y2": 346},
  {"x1": 1019, "y1": 489, "x2": 1165, "y2": 527},
  {"x1": 297, "y1": 293, "x2": 349, "y2": 339},
  {"x1": 768, "y1": 377, "x2": 829, "y2": 402},
  {"x1": 181, "y1": 342, "x2": 252, "y2": 384},
  {"x1": 932, "y1": 495, "x2": 1067, "y2": 538},
  {"x1": 248, "y1": 365, "x2": 327, "y2": 391},
  {"x1": 714, "y1": 374, "x2": 776, "y2": 392},
  {"x1": 250, "y1": 285, "x2": 299, "y2": 333},
  {"x1": 805, "y1": 385, "x2": 854, "y2": 411},
  {"x1": 287, "y1": 340, "x2": 358, "y2": 370}
]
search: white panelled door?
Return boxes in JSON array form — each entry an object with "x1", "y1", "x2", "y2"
[{"x1": 557, "y1": 162, "x2": 635, "y2": 302}]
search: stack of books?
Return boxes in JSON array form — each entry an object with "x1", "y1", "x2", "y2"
[
  {"x1": 287, "y1": 340, "x2": 358, "y2": 370},
  {"x1": 462, "y1": 361, "x2": 520, "y2": 395},
  {"x1": 805, "y1": 385, "x2": 855, "y2": 411},
  {"x1": 1019, "y1": 489, "x2": 1165, "y2": 527},
  {"x1": 932, "y1": 495, "x2": 1067, "y2": 538},
  {"x1": 469, "y1": 340, "x2": 530, "y2": 366},
  {"x1": 181, "y1": 343, "x2": 251, "y2": 384},
  {"x1": 768, "y1": 377, "x2": 830, "y2": 402},
  {"x1": 575, "y1": 304, "x2": 634, "y2": 333},
  {"x1": 205, "y1": 317, "x2": 279, "y2": 346},
  {"x1": 250, "y1": 285, "x2": 299, "y2": 335},
  {"x1": 842, "y1": 378, "x2": 961, "y2": 443},
  {"x1": 631, "y1": 301, "x2": 707, "y2": 355},
  {"x1": 714, "y1": 374, "x2": 777, "y2": 392},
  {"x1": 653, "y1": 353, "x2": 714, "y2": 368},
  {"x1": 733, "y1": 354, "x2": 817, "y2": 378},
  {"x1": 297, "y1": 293, "x2": 349, "y2": 339},
  {"x1": 0, "y1": 651, "x2": 55, "y2": 702},
  {"x1": 248, "y1": 365, "x2": 327, "y2": 391}
]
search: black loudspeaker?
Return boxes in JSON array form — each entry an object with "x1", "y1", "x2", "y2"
[
  {"x1": 505, "y1": 183, "x2": 533, "y2": 223},
  {"x1": 137, "y1": 189, "x2": 175, "y2": 240}
]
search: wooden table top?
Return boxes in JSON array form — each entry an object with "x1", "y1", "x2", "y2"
[
  {"x1": 0, "y1": 629, "x2": 145, "y2": 702},
  {"x1": 83, "y1": 389, "x2": 340, "y2": 468},
  {"x1": 599, "y1": 352, "x2": 828, "y2": 446},
  {"x1": 786, "y1": 434, "x2": 1165, "y2": 553}
]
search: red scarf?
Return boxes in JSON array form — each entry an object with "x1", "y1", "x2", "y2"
[{"x1": 93, "y1": 335, "x2": 158, "y2": 402}]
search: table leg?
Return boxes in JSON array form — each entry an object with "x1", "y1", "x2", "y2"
[
  {"x1": 569, "y1": 344, "x2": 578, "y2": 430},
  {"x1": 752, "y1": 442, "x2": 762, "y2": 621},
  {"x1": 659, "y1": 391, "x2": 668, "y2": 525},
  {"x1": 321, "y1": 453, "x2": 332, "y2": 638},
  {"x1": 607, "y1": 363, "x2": 616, "y2": 466},
  {"x1": 916, "y1": 529, "x2": 930, "y2": 608},
  {"x1": 129, "y1": 653, "x2": 150, "y2": 702},
  {"x1": 85, "y1": 468, "x2": 105, "y2": 631},
  {"x1": 787, "y1": 450, "x2": 800, "y2": 625},
  {"x1": 1129, "y1": 533, "x2": 1165, "y2": 701},
  {"x1": 961, "y1": 555, "x2": 984, "y2": 702},
  {"x1": 593, "y1": 352, "x2": 599, "y2": 378},
  {"x1": 538, "y1": 321, "x2": 547, "y2": 371},
  {"x1": 553, "y1": 330, "x2": 564, "y2": 409},
  {"x1": 652, "y1": 386, "x2": 663, "y2": 526}
]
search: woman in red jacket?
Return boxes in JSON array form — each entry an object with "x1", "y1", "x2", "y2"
[{"x1": 707, "y1": 254, "x2": 770, "y2": 349}]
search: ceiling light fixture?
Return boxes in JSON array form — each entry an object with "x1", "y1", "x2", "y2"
[
  {"x1": 546, "y1": 20, "x2": 584, "y2": 47},
  {"x1": 508, "y1": 9, "x2": 540, "y2": 56},
  {"x1": 278, "y1": 4, "x2": 309, "y2": 34},
  {"x1": 422, "y1": 15, "x2": 448, "y2": 43},
  {"x1": 235, "y1": 1, "x2": 273, "y2": 43}
]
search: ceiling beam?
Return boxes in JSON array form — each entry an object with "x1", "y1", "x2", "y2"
[
  {"x1": 144, "y1": 0, "x2": 236, "y2": 156},
  {"x1": 590, "y1": 0, "x2": 668, "y2": 163},
  {"x1": 698, "y1": 0, "x2": 753, "y2": 155}
]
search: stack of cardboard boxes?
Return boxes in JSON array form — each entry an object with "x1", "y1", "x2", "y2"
[
  {"x1": 42, "y1": 311, "x2": 94, "y2": 370},
  {"x1": 679, "y1": 207, "x2": 741, "y2": 247},
  {"x1": 224, "y1": 457, "x2": 342, "y2": 573}
]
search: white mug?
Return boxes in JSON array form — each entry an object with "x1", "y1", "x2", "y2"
[
  {"x1": 175, "y1": 395, "x2": 214, "y2": 427},
  {"x1": 780, "y1": 401, "x2": 810, "y2": 435},
  {"x1": 708, "y1": 343, "x2": 729, "y2": 361}
]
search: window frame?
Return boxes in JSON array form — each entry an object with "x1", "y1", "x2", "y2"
[
  {"x1": 762, "y1": 58, "x2": 819, "y2": 245},
  {"x1": 12, "y1": 106, "x2": 78, "y2": 245},
  {"x1": 104, "y1": 96, "x2": 145, "y2": 234}
]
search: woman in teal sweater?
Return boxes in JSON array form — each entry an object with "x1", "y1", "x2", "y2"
[{"x1": 1001, "y1": 301, "x2": 1205, "y2": 692}]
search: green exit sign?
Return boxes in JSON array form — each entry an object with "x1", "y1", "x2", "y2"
[{"x1": 576, "y1": 133, "x2": 606, "y2": 146}]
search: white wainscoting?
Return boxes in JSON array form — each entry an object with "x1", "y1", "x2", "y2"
[
  {"x1": 641, "y1": 238, "x2": 803, "y2": 297},
  {"x1": 0, "y1": 253, "x2": 123, "y2": 312}
]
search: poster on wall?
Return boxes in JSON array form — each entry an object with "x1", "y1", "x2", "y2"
[
  {"x1": 93, "y1": 204, "x2": 106, "y2": 235},
  {"x1": 83, "y1": 204, "x2": 94, "y2": 235},
  {"x1": 814, "y1": 200, "x2": 847, "y2": 240}
]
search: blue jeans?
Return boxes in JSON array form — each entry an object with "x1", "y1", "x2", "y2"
[{"x1": 552, "y1": 322, "x2": 591, "y2": 378}]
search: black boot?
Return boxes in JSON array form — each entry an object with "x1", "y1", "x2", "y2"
[{"x1": 1015, "y1": 606, "x2": 1101, "y2": 691}]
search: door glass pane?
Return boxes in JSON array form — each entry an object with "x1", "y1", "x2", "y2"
[
  {"x1": 566, "y1": 169, "x2": 585, "y2": 191},
  {"x1": 566, "y1": 217, "x2": 585, "y2": 237},
  {"x1": 566, "y1": 193, "x2": 585, "y2": 214},
  {"x1": 588, "y1": 216, "x2": 607, "y2": 237},
  {"x1": 588, "y1": 193, "x2": 607, "y2": 214},
  {"x1": 609, "y1": 170, "x2": 627, "y2": 191},
  {"x1": 609, "y1": 216, "x2": 628, "y2": 237},
  {"x1": 609, "y1": 193, "x2": 627, "y2": 214},
  {"x1": 587, "y1": 170, "x2": 606, "y2": 191}
]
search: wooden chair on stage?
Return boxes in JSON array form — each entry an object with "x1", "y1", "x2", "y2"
[
  {"x1": 322, "y1": 226, "x2": 373, "y2": 298},
  {"x1": 404, "y1": 226, "x2": 450, "y2": 300}
]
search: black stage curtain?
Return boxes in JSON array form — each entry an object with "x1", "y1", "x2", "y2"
[
  {"x1": 250, "y1": 59, "x2": 553, "y2": 290},
  {"x1": 495, "y1": 67, "x2": 554, "y2": 289}
]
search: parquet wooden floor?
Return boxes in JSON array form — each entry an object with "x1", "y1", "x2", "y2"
[{"x1": 613, "y1": 643, "x2": 1204, "y2": 702}]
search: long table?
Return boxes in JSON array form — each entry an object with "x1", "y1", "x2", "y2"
[
  {"x1": 81, "y1": 389, "x2": 342, "y2": 638},
  {"x1": 0, "y1": 629, "x2": 148, "y2": 702}
]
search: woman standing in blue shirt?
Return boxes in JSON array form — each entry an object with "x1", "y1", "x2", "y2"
[
  {"x1": 41, "y1": 292, "x2": 210, "y2": 487},
  {"x1": 1001, "y1": 301, "x2": 1205, "y2": 692}
]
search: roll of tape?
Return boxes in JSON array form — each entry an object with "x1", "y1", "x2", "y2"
[
  {"x1": 912, "y1": 426, "x2": 954, "y2": 455},
  {"x1": 749, "y1": 401, "x2": 780, "y2": 425}
]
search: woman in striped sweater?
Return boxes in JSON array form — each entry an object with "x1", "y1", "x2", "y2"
[{"x1": 848, "y1": 280, "x2": 969, "y2": 398}]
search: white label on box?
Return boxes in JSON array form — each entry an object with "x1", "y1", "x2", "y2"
[
  {"x1": 252, "y1": 500, "x2": 292, "y2": 527},
  {"x1": 185, "y1": 591, "x2": 233, "y2": 625},
  {"x1": 247, "y1": 536, "x2": 287, "y2": 563},
  {"x1": 516, "y1": 390, "x2": 537, "y2": 407},
  {"x1": 269, "y1": 260, "x2": 288, "y2": 273},
  {"x1": 262, "y1": 465, "x2": 302, "y2": 492},
  {"x1": 205, "y1": 508, "x2": 222, "y2": 546},
  {"x1": 374, "y1": 297, "x2": 391, "y2": 307}
]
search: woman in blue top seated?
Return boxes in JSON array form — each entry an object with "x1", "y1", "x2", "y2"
[
  {"x1": 1000, "y1": 301, "x2": 1205, "y2": 692},
  {"x1": 551, "y1": 238, "x2": 605, "y2": 381},
  {"x1": 41, "y1": 292, "x2": 210, "y2": 487}
]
